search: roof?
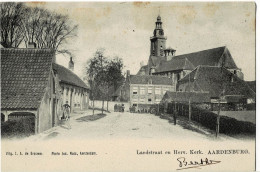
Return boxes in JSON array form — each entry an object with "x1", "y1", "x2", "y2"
[
  {"x1": 129, "y1": 75, "x2": 173, "y2": 85},
  {"x1": 178, "y1": 66, "x2": 256, "y2": 98},
  {"x1": 246, "y1": 81, "x2": 256, "y2": 92},
  {"x1": 163, "y1": 91, "x2": 211, "y2": 103},
  {"x1": 156, "y1": 58, "x2": 195, "y2": 73},
  {"x1": 151, "y1": 46, "x2": 238, "y2": 73},
  {"x1": 52, "y1": 63, "x2": 88, "y2": 89},
  {"x1": 1, "y1": 48, "x2": 54, "y2": 110},
  {"x1": 136, "y1": 65, "x2": 148, "y2": 75}
]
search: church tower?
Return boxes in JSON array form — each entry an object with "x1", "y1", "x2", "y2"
[{"x1": 150, "y1": 15, "x2": 167, "y2": 57}]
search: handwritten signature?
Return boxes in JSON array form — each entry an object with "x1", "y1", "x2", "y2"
[{"x1": 176, "y1": 157, "x2": 221, "y2": 170}]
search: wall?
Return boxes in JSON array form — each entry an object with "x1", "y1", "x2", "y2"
[
  {"x1": 38, "y1": 71, "x2": 62, "y2": 133},
  {"x1": 61, "y1": 83, "x2": 89, "y2": 113},
  {"x1": 129, "y1": 84, "x2": 175, "y2": 106},
  {"x1": 38, "y1": 90, "x2": 52, "y2": 133},
  {"x1": 90, "y1": 100, "x2": 130, "y2": 112}
]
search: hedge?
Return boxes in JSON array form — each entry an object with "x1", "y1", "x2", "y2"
[{"x1": 1, "y1": 117, "x2": 35, "y2": 138}]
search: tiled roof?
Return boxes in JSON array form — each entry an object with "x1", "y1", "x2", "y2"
[
  {"x1": 163, "y1": 91, "x2": 211, "y2": 103},
  {"x1": 156, "y1": 58, "x2": 195, "y2": 73},
  {"x1": 52, "y1": 63, "x2": 88, "y2": 89},
  {"x1": 1, "y1": 48, "x2": 54, "y2": 110},
  {"x1": 152, "y1": 46, "x2": 238, "y2": 73},
  {"x1": 130, "y1": 75, "x2": 172, "y2": 85},
  {"x1": 178, "y1": 66, "x2": 256, "y2": 98}
]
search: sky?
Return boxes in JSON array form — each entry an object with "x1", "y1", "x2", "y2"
[{"x1": 27, "y1": 1, "x2": 256, "y2": 81}]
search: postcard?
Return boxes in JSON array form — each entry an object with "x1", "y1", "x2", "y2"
[{"x1": 1, "y1": 1, "x2": 256, "y2": 172}]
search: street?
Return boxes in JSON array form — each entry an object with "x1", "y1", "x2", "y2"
[{"x1": 23, "y1": 110, "x2": 247, "y2": 141}]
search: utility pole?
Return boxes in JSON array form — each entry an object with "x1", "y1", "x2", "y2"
[
  {"x1": 91, "y1": 75, "x2": 95, "y2": 116},
  {"x1": 216, "y1": 57, "x2": 225, "y2": 138},
  {"x1": 173, "y1": 101, "x2": 177, "y2": 125},
  {"x1": 188, "y1": 72, "x2": 192, "y2": 121}
]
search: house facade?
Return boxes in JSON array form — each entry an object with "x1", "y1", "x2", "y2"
[
  {"x1": 1, "y1": 48, "x2": 89, "y2": 134},
  {"x1": 53, "y1": 63, "x2": 89, "y2": 112},
  {"x1": 117, "y1": 70, "x2": 175, "y2": 110},
  {"x1": 1, "y1": 48, "x2": 62, "y2": 133}
]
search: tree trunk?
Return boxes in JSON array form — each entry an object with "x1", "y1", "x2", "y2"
[
  {"x1": 189, "y1": 98, "x2": 191, "y2": 121},
  {"x1": 216, "y1": 98, "x2": 221, "y2": 137},
  {"x1": 102, "y1": 100, "x2": 104, "y2": 114},
  {"x1": 92, "y1": 99, "x2": 95, "y2": 115},
  {"x1": 107, "y1": 100, "x2": 109, "y2": 111}
]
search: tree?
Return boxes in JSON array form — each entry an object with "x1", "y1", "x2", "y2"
[
  {"x1": 21, "y1": 7, "x2": 78, "y2": 56},
  {"x1": 1, "y1": 2, "x2": 78, "y2": 57},
  {"x1": 85, "y1": 49, "x2": 125, "y2": 114},
  {"x1": 86, "y1": 48, "x2": 108, "y2": 115},
  {"x1": 0, "y1": 2, "x2": 26, "y2": 48},
  {"x1": 105, "y1": 57, "x2": 125, "y2": 110}
]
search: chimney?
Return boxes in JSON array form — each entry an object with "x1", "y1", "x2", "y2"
[
  {"x1": 68, "y1": 57, "x2": 74, "y2": 72},
  {"x1": 140, "y1": 67, "x2": 146, "y2": 75},
  {"x1": 126, "y1": 70, "x2": 130, "y2": 77},
  {"x1": 164, "y1": 47, "x2": 176, "y2": 61},
  {"x1": 28, "y1": 42, "x2": 36, "y2": 48}
]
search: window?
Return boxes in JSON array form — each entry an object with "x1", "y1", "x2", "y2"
[
  {"x1": 133, "y1": 104, "x2": 137, "y2": 107},
  {"x1": 148, "y1": 98, "x2": 152, "y2": 104},
  {"x1": 52, "y1": 78, "x2": 55, "y2": 94},
  {"x1": 148, "y1": 87, "x2": 153, "y2": 94},
  {"x1": 155, "y1": 98, "x2": 161, "y2": 103},
  {"x1": 132, "y1": 87, "x2": 138, "y2": 94},
  {"x1": 177, "y1": 73, "x2": 180, "y2": 81},
  {"x1": 140, "y1": 98, "x2": 145, "y2": 103},
  {"x1": 155, "y1": 87, "x2": 161, "y2": 95},
  {"x1": 132, "y1": 97, "x2": 138, "y2": 102},
  {"x1": 140, "y1": 87, "x2": 145, "y2": 95}
]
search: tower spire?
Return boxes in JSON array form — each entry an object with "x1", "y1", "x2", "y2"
[{"x1": 150, "y1": 15, "x2": 167, "y2": 57}]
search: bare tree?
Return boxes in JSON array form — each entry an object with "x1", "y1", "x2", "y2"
[
  {"x1": 21, "y1": 6, "x2": 78, "y2": 56},
  {"x1": 1, "y1": 2, "x2": 78, "y2": 57},
  {"x1": 0, "y1": 2, "x2": 26, "y2": 48}
]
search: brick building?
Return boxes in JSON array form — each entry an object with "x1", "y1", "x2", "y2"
[
  {"x1": 115, "y1": 71, "x2": 175, "y2": 110},
  {"x1": 1, "y1": 48, "x2": 89, "y2": 134},
  {"x1": 138, "y1": 15, "x2": 244, "y2": 91},
  {"x1": 177, "y1": 66, "x2": 255, "y2": 110},
  {"x1": 53, "y1": 63, "x2": 89, "y2": 112}
]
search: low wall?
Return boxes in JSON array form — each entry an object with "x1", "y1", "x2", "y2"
[
  {"x1": 212, "y1": 111, "x2": 256, "y2": 124},
  {"x1": 89, "y1": 100, "x2": 130, "y2": 112}
]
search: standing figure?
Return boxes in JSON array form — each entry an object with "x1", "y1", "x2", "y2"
[{"x1": 63, "y1": 104, "x2": 71, "y2": 129}]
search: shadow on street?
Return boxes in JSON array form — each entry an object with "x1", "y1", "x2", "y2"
[{"x1": 76, "y1": 113, "x2": 107, "y2": 122}]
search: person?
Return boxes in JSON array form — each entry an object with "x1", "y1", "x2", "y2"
[{"x1": 63, "y1": 104, "x2": 71, "y2": 129}]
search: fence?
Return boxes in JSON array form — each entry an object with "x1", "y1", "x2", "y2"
[{"x1": 158, "y1": 102, "x2": 255, "y2": 135}]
